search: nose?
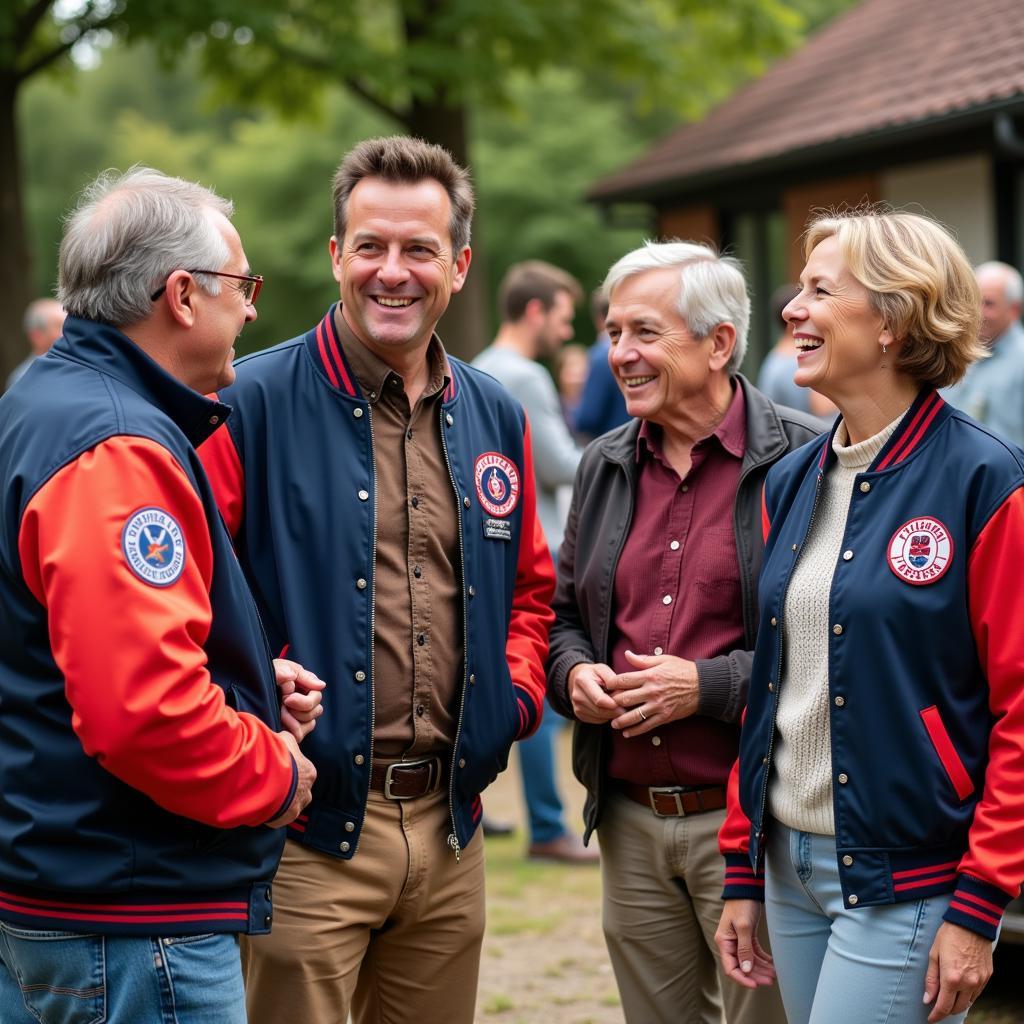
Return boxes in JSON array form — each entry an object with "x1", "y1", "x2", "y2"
[
  {"x1": 783, "y1": 290, "x2": 806, "y2": 324},
  {"x1": 377, "y1": 245, "x2": 410, "y2": 288},
  {"x1": 245, "y1": 302, "x2": 258, "y2": 323}
]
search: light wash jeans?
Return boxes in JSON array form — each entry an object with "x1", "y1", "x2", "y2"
[
  {"x1": 517, "y1": 696, "x2": 567, "y2": 843},
  {"x1": 0, "y1": 925, "x2": 247, "y2": 1024},
  {"x1": 765, "y1": 824, "x2": 969, "y2": 1024}
]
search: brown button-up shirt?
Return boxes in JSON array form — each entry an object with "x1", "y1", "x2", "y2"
[
  {"x1": 335, "y1": 309, "x2": 462, "y2": 759},
  {"x1": 607, "y1": 383, "x2": 747, "y2": 787}
]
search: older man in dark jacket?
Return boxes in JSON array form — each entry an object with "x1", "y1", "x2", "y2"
[{"x1": 547, "y1": 241, "x2": 823, "y2": 1024}]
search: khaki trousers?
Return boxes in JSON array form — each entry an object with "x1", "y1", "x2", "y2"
[
  {"x1": 599, "y1": 791, "x2": 787, "y2": 1024},
  {"x1": 242, "y1": 787, "x2": 485, "y2": 1024}
]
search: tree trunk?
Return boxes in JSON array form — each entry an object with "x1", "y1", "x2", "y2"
[
  {"x1": 406, "y1": 96, "x2": 489, "y2": 361},
  {"x1": 0, "y1": 73, "x2": 32, "y2": 386}
]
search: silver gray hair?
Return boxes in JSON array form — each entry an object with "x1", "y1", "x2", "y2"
[
  {"x1": 602, "y1": 240, "x2": 751, "y2": 373},
  {"x1": 975, "y1": 261, "x2": 1024, "y2": 305},
  {"x1": 58, "y1": 167, "x2": 234, "y2": 327}
]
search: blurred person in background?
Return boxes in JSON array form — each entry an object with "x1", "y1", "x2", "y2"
[
  {"x1": 757, "y1": 283, "x2": 836, "y2": 419},
  {"x1": 473, "y1": 260, "x2": 596, "y2": 864},
  {"x1": 548, "y1": 240, "x2": 818, "y2": 1023},
  {"x1": 0, "y1": 167, "x2": 319, "y2": 1024},
  {"x1": 5, "y1": 298, "x2": 65, "y2": 391},
  {"x1": 944, "y1": 260, "x2": 1024, "y2": 445},
  {"x1": 556, "y1": 341, "x2": 590, "y2": 432},
  {"x1": 575, "y1": 287, "x2": 630, "y2": 440},
  {"x1": 717, "y1": 211, "x2": 1024, "y2": 1024}
]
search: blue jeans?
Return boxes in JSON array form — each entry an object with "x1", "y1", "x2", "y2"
[
  {"x1": 0, "y1": 925, "x2": 247, "y2": 1024},
  {"x1": 517, "y1": 697, "x2": 567, "y2": 843},
  {"x1": 765, "y1": 825, "x2": 968, "y2": 1024}
]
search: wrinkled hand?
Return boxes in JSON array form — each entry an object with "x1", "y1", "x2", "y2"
[
  {"x1": 274, "y1": 658, "x2": 326, "y2": 742},
  {"x1": 266, "y1": 731, "x2": 317, "y2": 828},
  {"x1": 568, "y1": 662, "x2": 620, "y2": 724},
  {"x1": 923, "y1": 922, "x2": 992, "y2": 1021},
  {"x1": 715, "y1": 900, "x2": 776, "y2": 990},
  {"x1": 605, "y1": 650, "x2": 699, "y2": 737}
]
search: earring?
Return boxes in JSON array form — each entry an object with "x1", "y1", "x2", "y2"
[{"x1": 881, "y1": 343, "x2": 888, "y2": 369}]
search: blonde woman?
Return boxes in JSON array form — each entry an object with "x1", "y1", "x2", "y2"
[{"x1": 715, "y1": 210, "x2": 1024, "y2": 1023}]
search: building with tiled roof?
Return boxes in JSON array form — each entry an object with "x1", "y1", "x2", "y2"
[{"x1": 592, "y1": 0, "x2": 1024, "y2": 366}]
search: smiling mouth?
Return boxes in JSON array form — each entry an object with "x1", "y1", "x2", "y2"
[
  {"x1": 373, "y1": 296, "x2": 416, "y2": 308},
  {"x1": 622, "y1": 375, "x2": 656, "y2": 387},
  {"x1": 794, "y1": 335, "x2": 824, "y2": 353}
]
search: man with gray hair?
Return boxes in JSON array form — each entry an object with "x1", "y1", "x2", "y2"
[
  {"x1": 547, "y1": 240, "x2": 821, "y2": 1023},
  {"x1": 944, "y1": 260, "x2": 1024, "y2": 445},
  {"x1": 5, "y1": 298, "x2": 65, "y2": 391},
  {"x1": 0, "y1": 167, "x2": 319, "y2": 1024}
]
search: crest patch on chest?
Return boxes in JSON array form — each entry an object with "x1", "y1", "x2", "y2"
[
  {"x1": 886, "y1": 517, "x2": 953, "y2": 586},
  {"x1": 474, "y1": 452, "x2": 520, "y2": 517}
]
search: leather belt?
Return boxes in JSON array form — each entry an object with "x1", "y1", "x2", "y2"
[
  {"x1": 369, "y1": 758, "x2": 445, "y2": 800},
  {"x1": 620, "y1": 783, "x2": 728, "y2": 818}
]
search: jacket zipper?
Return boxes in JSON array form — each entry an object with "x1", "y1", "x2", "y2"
[
  {"x1": 754, "y1": 466, "x2": 824, "y2": 865},
  {"x1": 439, "y1": 404, "x2": 467, "y2": 862}
]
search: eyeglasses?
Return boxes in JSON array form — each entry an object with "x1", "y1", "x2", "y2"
[{"x1": 150, "y1": 269, "x2": 264, "y2": 306}]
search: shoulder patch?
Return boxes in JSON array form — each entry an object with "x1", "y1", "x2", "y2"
[
  {"x1": 886, "y1": 517, "x2": 953, "y2": 586},
  {"x1": 122, "y1": 507, "x2": 186, "y2": 587},
  {"x1": 474, "y1": 452, "x2": 521, "y2": 518}
]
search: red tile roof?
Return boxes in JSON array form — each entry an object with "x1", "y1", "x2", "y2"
[{"x1": 591, "y1": 0, "x2": 1024, "y2": 201}]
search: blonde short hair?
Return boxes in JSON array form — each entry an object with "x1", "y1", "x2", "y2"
[{"x1": 803, "y1": 209, "x2": 984, "y2": 389}]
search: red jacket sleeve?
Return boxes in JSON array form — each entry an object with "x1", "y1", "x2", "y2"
[
  {"x1": 718, "y1": 708, "x2": 765, "y2": 900},
  {"x1": 18, "y1": 436, "x2": 294, "y2": 829},
  {"x1": 950, "y1": 485, "x2": 1024, "y2": 937},
  {"x1": 508, "y1": 416, "x2": 557, "y2": 739},
  {"x1": 197, "y1": 406, "x2": 245, "y2": 537}
]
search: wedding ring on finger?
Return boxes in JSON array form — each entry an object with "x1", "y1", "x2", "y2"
[{"x1": 637, "y1": 707, "x2": 647, "y2": 722}]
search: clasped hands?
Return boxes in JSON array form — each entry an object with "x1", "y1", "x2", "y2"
[{"x1": 567, "y1": 650, "x2": 699, "y2": 735}]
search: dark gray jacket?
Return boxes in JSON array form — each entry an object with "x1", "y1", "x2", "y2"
[{"x1": 546, "y1": 375, "x2": 824, "y2": 841}]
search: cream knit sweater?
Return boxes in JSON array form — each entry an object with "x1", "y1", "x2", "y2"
[{"x1": 768, "y1": 413, "x2": 904, "y2": 835}]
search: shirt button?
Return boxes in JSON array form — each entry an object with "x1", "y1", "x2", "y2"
[
  {"x1": 354, "y1": 407, "x2": 364, "y2": 419},
  {"x1": 842, "y1": 550, "x2": 853, "y2": 561},
  {"x1": 411, "y1": 496, "x2": 420, "y2": 509},
  {"x1": 651, "y1": 736, "x2": 661, "y2": 747},
  {"x1": 413, "y1": 566, "x2": 422, "y2": 578},
  {"x1": 407, "y1": 428, "x2": 413, "y2": 440},
  {"x1": 832, "y1": 624, "x2": 843, "y2": 635},
  {"x1": 463, "y1": 496, "x2": 471, "y2": 509},
  {"x1": 354, "y1": 670, "x2": 366, "y2": 682},
  {"x1": 446, "y1": 414, "x2": 454, "y2": 426},
  {"x1": 681, "y1": 484, "x2": 689, "y2": 493},
  {"x1": 345, "y1": 821, "x2": 355, "y2": 833},
  {"x1": 662, "y1": 595, "x2": 672, "y2": 605},
  {"x1": 458, "y1": 758, "x2": 466, "y2": 769},
  {"x1": 837, "y1": 772, "x2": 849, "y2": 784},
  {"x1": 356, "y1": 578, "x2": 367, "y2": 590},
  {"x1": 369, "y1": 391, "x2": 378, "y2": 400},
  {"x1": 358, "y1": 489, "x2": 369, "y2": 501},
  {"x1": 340, "y1": 841, "x2": 351, "y2": 853},
  {"x1": 416, "y1": 705, "x2": 425, "y2": 716},
  {"x1": 417, "y1": 633, "x2": 426, "y2": 646},
  {"x1": 654, "y1": 647, "x2": 663, "y2": 656},
  {"x1": 354, "y1": 754, "x2": 365, "y2": 766},
  {"x1": 842, "y1": 854, "x2": 854, "y2": 866},
  {"x1": 390, "y1": 378, "x2": 400, "y2": 388},
  {"x1": 669, "y1": 540, "x2": 680, "y2": 551},
  {"x1": 834, "y1": 695, "x2": 845, "y2": 707},
  {"x1": 770, "y1": 616, "x2": 778, "y2": 627},
  {"x1": 848, "y1": 894, "x2": 859, "y2": 905},
  {"x1": 859, "y1": 481, "x2": 871, "y2": 493}
]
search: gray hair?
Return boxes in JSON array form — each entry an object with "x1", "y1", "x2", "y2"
[
  {"x1": 58, "y1": 167, "x2": 234, "y2": 327},
  {"x1": 603, "y1": 240, "x2": 751, "y2": 373},
  {"x1": 975, "y1": 261, "x2": 1024, "y2": 305}
]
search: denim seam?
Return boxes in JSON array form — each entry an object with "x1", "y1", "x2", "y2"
[{"x1": 879, "y1": 898, "x2": 927, "y2": 1024}]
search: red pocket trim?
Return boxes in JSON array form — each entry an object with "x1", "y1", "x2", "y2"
[{"x1": 920, "y1": 705, "x2": 974, "y2": 801}]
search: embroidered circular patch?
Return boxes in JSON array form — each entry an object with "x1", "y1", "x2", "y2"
[
  {"x1": 886, "y1": 517, "x2": 953, "y2": 586},
  {"x1": 121, "y1": 507, "x2": 186, "y2": 587},
  {"x1": 474, "y1": 452, "x2": 521, "y2": 517}
]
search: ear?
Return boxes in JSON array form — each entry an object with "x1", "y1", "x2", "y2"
[
  {"x1": 329, "y1": 236, "x2": 343, "y2": 285},
  {"x1": 449, "y1": 246, "x2": 472, "y2": 295},
  {"x1": 707, "y1": 321, "x2": 737, "y2": 372},
  {"x1": 879, "y1": 323, "x2": 896, "y2": 350},
  {"x1": 163, "y1": 270, "x2": 199, "y2": 328}
]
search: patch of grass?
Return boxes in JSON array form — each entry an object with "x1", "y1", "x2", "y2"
[{"x1": 484, "y1": 994, "x2": 515, "y2": 1014}]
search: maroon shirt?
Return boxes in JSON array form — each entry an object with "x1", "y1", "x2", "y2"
[{"x1": 607, "y1": 384, "x2": 746, "y2": 787}]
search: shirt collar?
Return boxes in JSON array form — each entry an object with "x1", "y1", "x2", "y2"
[
  {"x1": 333, "y1": 305, "x2": 451, "y2": 405},
  {"x1": 635, "y1": 379, "x2": 747, "y2": 463}
]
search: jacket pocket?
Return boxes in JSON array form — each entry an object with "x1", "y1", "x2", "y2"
[{"x1": 920, "y1": 705, "x2": 975, "y2": 801}]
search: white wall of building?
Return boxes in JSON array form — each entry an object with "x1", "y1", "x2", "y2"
[{"x1": 881, "y1": 154, "x2": 995, "y2": 265}]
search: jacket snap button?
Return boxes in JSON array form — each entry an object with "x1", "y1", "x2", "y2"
[
  {"x1": 843, "y1": 855, "x2": 854, "y2": 866},
  {"x1": 768, "y1": 682, "x2": 774, "y2": 692},
  {"x1": 340, "y1": 841, "x2": 351, "y2": 853},
  {"x1": 354, "y1": 670, "x2": 366, "y2": 682},
  {"x1": 463, "y1": 496, "x2": 471, "y2": 508},
  {"x1": 791, "y1": 544, "x2": 798, "y2": 552},
  {"x1": 859, "y1": 481, "x2": 870, "y2": 493},
  {"x1": 446, "y1": 414, "x2": 454, "y2": 426},
  {"x1": 770, "y1": 616, "x2": 778, "y2": 627},
  {"x1": 837, "y1": 772, "x2": 849, "y2": 784},
  {"x1": 354, "y1": 754, "x2": 365, "y2": 766},
  {"x1": 458, "y1": 758, "x2": 466, "y2": 769},
  {"x1": 345, "y1": 821, "x2": 355, "y2": 832},
  {"x1": 265, "y1": 914, "x2": 272, "y2": 927},
  {"x1": 358, "y1": 489, "x2": 369, "y2": 501},
  {"x1": 469, "y1": 674, "x2": 476, "y2": 684},
  {"x1": 832, "y1": 624, "x2": 843, "y2": 635},
  {"x1": 354, "y1": 407, "x2": 364, "y2": 419},
  {"x1": 842, "y1": 550, "x2": 853, "y2": 561},
  {"x1": 834, "y1": 695, "x2": 845, "y2": 707},
  {"x1": 356, "y1": 578, "x2": 367, "y2": 590},
  {"x1": 848, "y1": 894, "x2": 859, "y2": 905}
]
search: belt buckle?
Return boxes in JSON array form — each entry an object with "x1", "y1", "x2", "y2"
[
  {"x1": 383, "y1": 758, "x2": 437, "y2": 800},
  {"x1": 648, "y1": 786, "x2": 685, "y2": 817}
]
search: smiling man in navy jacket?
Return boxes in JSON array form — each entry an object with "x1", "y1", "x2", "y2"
[{"x1": 200, "y1": 136, "x2": 556, "y2": 1024}]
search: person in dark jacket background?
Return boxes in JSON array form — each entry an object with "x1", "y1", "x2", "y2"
[
  {"x1": 0, "y1": 168, "x2": 318, "y2": 1024},
  {"x1": 547, "y1": 239, "x2": 821, "y2": 1023},
  {"x1": 716, "y1": 210, "x2": 1024, "y2": 1024}
]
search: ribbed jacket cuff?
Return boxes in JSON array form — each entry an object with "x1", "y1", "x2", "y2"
[
  {"x1": 547, "y1": 650, "x2": 591, "y2": 719},
  {"x1": 696, "y1": 657, "x2": 734, "y2": 721},
  {"x1": 722, "y1": 854, "x2": 765, "y2": 902},
  {"x1": 943, "y1": 875, "x2": 1011, "y2": 941}
]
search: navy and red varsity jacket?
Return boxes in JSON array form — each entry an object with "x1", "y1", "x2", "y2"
[
  {"x1": 720, "y1": 390, "x2": 1024, "y2": 941},
  {"x1": 199, "y1": 306, "x2": 555, "y2": 859},
  {"x1": 0, "y1": 318, "x2": 297, "y2": 936}
]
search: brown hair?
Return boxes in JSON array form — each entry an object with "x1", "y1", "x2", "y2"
[
  {"x1": 803, "y1": 208, "x2": 984, "y2": 389},
  {"x1": 498, "y1": 260, "x2": 583, "y2": 323},
  {"x1": 332, "y1": 136, "x2": 475, "y2": 253}
]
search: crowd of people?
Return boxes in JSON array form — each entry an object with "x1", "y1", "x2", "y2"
[{"x1": 1, "y1": 134, "x2": 1023, "y2": 1024}]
